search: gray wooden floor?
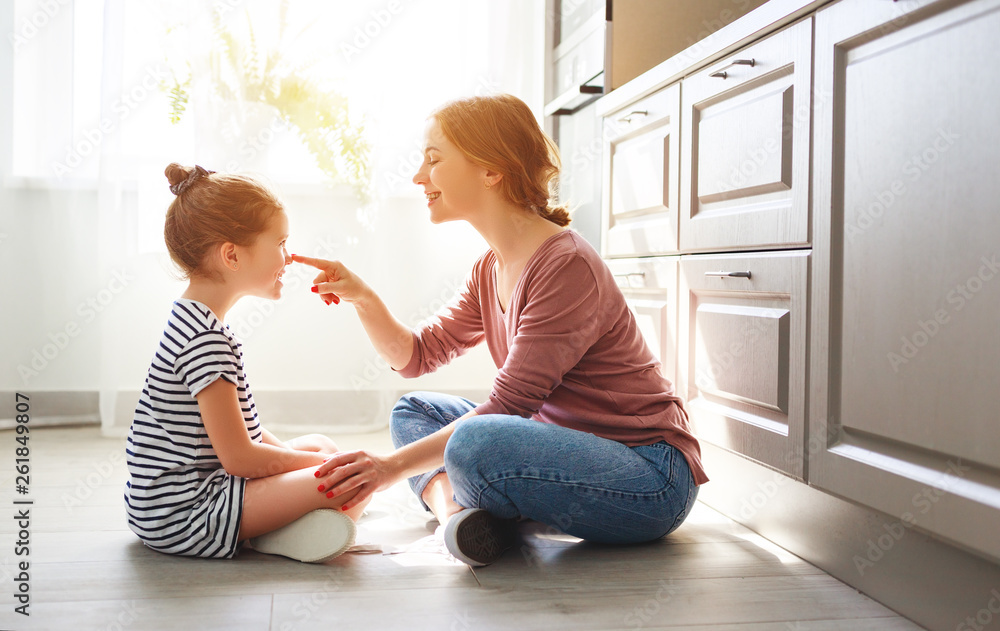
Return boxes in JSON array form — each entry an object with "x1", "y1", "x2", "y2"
[{"x1": 0, "y1": 426, "x2": 925, "y2": 631}]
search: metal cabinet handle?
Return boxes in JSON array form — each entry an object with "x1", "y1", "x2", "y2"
[
  {"x1": 705, "y1": 270, "x2": 752, "y2": 279},
  {"x1": 614, "y1": 271, "x2": 646, "y2": 287},
  {"x1": 710, "y1": 58, "x2": 756, "y2": 80},
  {"x1": 617, "y1": 110, "x2": 648, "y2": 124}
]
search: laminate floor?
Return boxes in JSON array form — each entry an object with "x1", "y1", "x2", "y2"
[{"x1": 0, "y1": 426, "x2": 925, "y2": 631}]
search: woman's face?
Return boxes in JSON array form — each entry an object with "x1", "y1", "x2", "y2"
[{"x1": 412, "y1": 118, "x2": 490, "y2": 223}]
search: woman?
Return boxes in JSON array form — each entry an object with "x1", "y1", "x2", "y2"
[{"x1": 295, "y1": 93, "x2": 708, "y2": 566}]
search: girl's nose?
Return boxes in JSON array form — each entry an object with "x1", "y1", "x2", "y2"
[
  {"x1": 412, "y1": 165, "x2": 426, "y2": 186},
  {"x1": 283, "y1": 248, "x2": 292, "y2": 265}
]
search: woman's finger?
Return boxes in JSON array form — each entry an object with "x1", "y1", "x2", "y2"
[
  {"x1": 321, "y1": 465, "x2": 370, "y2": 500},
  {"x1": 310, "y1": 284, "x2": 341, "y2": 304},
  {"x1": 338, "y1": 485, "x2": 374, "y2": 512},
  {"x1": 314, "y1": 451, "x2": 356, "y2": 478},
  {"x1": 291, "y1": 254, "x2": 330, "y2": 269},
  {"x1": 316, "y1": 457, "x2": 370, "y2": 491}
]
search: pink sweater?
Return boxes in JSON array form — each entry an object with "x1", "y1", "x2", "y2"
[{"x1": 398, "y1": 230, "x2": 708, "y2": 485}]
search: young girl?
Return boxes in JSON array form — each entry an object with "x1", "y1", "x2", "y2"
[{"x1": 125, "y1": 163, "x2": 365, "y2": 562}]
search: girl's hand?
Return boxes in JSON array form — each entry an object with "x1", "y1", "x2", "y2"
[
  {"x1": 314, "y1": 450, "x2": 396, "y2": 511},
  {"x1": 290, "y1": 254, "x2": 371, "y2": 307}
]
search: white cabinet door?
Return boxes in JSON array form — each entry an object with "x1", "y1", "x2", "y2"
[
  {"x1": 679, "y1": 251, "x2": 808, "y2": 478},
  {"x1": 602, "y1": 83, "x2": 680, "y2": 257},
  {"x1": 810, "y1": 0, "x2": 1000, "y2": 562},
  {"x1": 679, "y1": 19, "x2": 812, "y2": 252},
  {"x1": 606, "y1": 257, "x2": 679, "y2": 386}
]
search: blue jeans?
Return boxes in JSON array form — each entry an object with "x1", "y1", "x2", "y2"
[{"x1": 389, "y1": 391, "x2": 699, "y2": 544}]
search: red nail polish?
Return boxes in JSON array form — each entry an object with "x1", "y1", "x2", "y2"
[
  {"x1": 326, "y1": 491, "x2": 334, "y2": 499},
  {"x1": 314, "y1": 470, "x2": 321, "y2": 478},
  {"x1": 311, "y1": 286, "x2": 319, "y2": 293},
  {"x1": 330, "y1": 294, "x2": 341, "y2": 304},
  {"x1": 317, "y1": 484, "x2": 324, "y2": 491}
]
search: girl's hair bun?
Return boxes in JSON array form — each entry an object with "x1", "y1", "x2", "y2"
[
  {"x1": 164, "y1": 163, "x2": 191, "y2": 190},
  {"x1": 165, "y1": 163, "x2": 215, "y2": 196}
]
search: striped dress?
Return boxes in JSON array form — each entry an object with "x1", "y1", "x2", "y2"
[{"x1": 125, "y1": 299, "x2": 262, "y2": 559}]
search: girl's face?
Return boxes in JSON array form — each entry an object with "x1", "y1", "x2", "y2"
[
  {"x1": 237, "y1": 210, "x2": 291, "y2": 300},
  {"x1": 412, "y1": 119, "x2": 491, "y2": 223}
]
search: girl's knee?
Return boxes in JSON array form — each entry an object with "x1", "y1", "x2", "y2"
[{"x1": 307, "y1": 433, "x2": 338, "y2": 452}]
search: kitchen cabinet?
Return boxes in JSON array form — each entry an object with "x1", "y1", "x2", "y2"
[
  {"x1": 597, "y1": 0, "x2": 1000, "y2": 623},
  {"x1": 679, "y1": 251, "x2": 808, "y2": 478},
  {"x1": 602, "y1": 83, "x2": 680, "y2": 257},
  {"x1": 809, "y1": 0, "x2": 1000, "y2": 561},
  {"x1": 607, "y1": 257, "x2": 679, "y2": 385},
  {"x1": 679, "y1": 19, "x2": 812, "y2": 253}
]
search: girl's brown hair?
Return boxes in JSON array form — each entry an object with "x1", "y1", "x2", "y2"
[
  {"x1": 432, "y1": 94, "x2": 570, "y2": 227},
  {"x1": 163, "y1": 163, "x2": 283, "y2": 279}
]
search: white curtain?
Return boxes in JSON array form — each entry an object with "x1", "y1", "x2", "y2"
[{"x1": 3, "y1": 0, "x2": 543, "y2": 434}]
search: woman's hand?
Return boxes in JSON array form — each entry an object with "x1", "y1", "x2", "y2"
[
  {"x1": 314, "y1": 450, "x2": 398, "y2": 511},
  {"x1": 291, "y1": 253, "x2": 415, "y2": 369},
  {"x1": 291, "y1": 254, "x2": 373, "y2": 307}
]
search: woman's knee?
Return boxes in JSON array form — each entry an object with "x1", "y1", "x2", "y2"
[
  {"x1": 389, "y1": 391, "x2": 431, "y2": 445},
  {"x1": 443, "y1": 418, "x2": 492, "y2": 473}
]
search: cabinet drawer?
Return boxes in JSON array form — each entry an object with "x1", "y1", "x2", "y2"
[
  {"x1": 602, "y1": 82, "x2": 681, "y2": 257},
  {"x1": 680, "y1": 18, "x2": 812, "y2": 252},
  {"x1": 607, "y1": 257, "x2": 679, "y2": 385},
  {"x1": 679, "y1": 250, "x2": 808, "y2": 478}
]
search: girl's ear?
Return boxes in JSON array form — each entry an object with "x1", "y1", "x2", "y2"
[{"x1": 219, "y1": 242, "x2": 239, "y2": 272}]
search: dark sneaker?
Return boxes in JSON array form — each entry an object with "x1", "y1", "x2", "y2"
[{"x1": 443, "y1": 508, "x2": 517, "y2": 567}]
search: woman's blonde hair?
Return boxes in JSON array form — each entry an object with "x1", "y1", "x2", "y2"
[
  {"x1": 163, "y1": 163, "x2": 283, "y2": 279},
  {"x1": 432, "y1": 94, "x2": 570, "y2": 227}
]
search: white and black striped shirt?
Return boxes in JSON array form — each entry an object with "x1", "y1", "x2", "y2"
[{"x1": 125, "y1": 299, "x2": 261, "y2": 558}]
